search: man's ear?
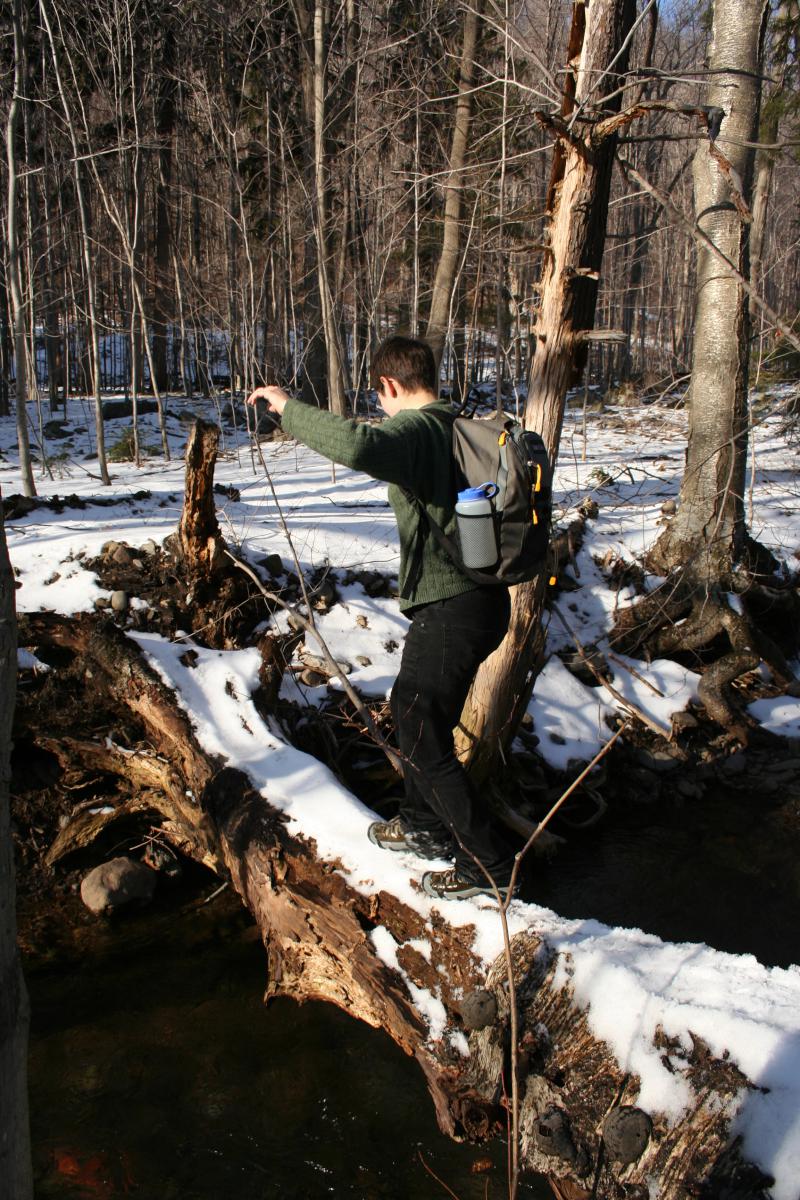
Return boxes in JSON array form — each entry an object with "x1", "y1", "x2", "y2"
[{"x1": 380, "y1": 375, "x2": 400, "y2": 399}]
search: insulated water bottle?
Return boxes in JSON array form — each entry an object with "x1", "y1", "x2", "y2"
[{"x1": 455, "y1": 483, "x2": 498, "y2": 569}]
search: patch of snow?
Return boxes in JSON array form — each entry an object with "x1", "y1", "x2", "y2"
[
  {"x1": 524, "y1": 656, "x2": 615, "y2": 770},
  {"x1": 747, "y1": 696, "x2": 800, "y2": 740}
]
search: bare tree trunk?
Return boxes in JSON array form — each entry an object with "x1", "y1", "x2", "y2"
[
  {"x1": 312, "y1": 0, "x2": 347, "y2": 415},
  {"x1": 5, "y1": 0, "x2": 36, "y2": 497},
  {"x1": 151, "y1": 22, "x2": 176, "y2": 394},
  {"x1": 39, "y1": 0, "x2": 111, "y2": 485},
  {"x1": 425, "y1": 0, "x2": 483, "y2": 372},
  {"x1": 649, "y1": 0, "x2": 769, "y2": 581},
  {"x1": 0, "y1": 502, "x2": 33, "y2": 1200},
  {"x1": 749, "y1": 1, "x2": 794, "y2": 328},
  {"x1": 456, "y1": 0, "x2": 637, "y2": 775}
]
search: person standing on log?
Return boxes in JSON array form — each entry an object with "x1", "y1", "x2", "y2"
[{"x1": 246, "y1": 335, "x2": 515, "y2": 901}]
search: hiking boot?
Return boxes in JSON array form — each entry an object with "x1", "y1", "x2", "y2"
[
  {"x1": 421, "y1": 866, "x2": 513, "y2": 902},
  {"x1": 367, "y1": 815, "x2": 453, "y2": 861}
]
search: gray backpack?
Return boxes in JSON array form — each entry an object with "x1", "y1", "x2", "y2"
[{"x1": 404, "y1": 410, "x2": 552, "y2": 587}]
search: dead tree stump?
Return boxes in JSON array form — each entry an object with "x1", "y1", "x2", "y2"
[{"x1": 177, "y1": 419, "x2": 226, "y2": 579}]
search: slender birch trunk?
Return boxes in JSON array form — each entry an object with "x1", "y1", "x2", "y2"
[{"x1": 6, "y1": 0, "x2": 36, "y2": 497}]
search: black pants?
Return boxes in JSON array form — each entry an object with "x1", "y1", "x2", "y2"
[{"x1": 390, "y1": 587, "x2": 515, "y2": 884}]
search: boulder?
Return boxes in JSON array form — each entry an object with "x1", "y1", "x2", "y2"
[{"x1": 80, "y1": 856, "x2": 156, "y2": 914}]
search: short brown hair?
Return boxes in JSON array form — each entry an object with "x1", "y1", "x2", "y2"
[{"x1": 370, "y1": 336, "x2": 437, "y2": 395}]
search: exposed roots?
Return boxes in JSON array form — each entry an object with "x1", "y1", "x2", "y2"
[{"x1": 610, "y1": 561, "x2": 800, "y2": 740}]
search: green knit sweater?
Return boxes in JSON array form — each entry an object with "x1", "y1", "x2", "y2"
[{"x1": 281, "y1": 397, "x2": 474, "y2": 611}]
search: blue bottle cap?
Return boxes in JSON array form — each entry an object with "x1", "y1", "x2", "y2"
[{"x1": 458, "y1": 482, "x2": 498, "y2": 502}]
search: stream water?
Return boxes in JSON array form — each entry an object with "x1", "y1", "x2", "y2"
[{"x1": 26, "y1": 785, "x2": 798, "y2": 1199}]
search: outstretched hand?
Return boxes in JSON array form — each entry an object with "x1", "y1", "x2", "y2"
[{"x1": 246, "y1": 385, "x2": 290, "y2": 416}]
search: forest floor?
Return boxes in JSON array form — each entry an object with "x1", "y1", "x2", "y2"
[{"x1": 6, "y1": 384, "x2": 800, "y2": 1196}]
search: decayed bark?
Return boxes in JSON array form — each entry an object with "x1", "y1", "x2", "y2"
[
  {"x1": 17, "y1": 609, "x2": 775, "y2": 1200},
  {"x1": 454, "y1": 0, "x2": 637, "y2": 777},
  {"x1": 176, "y1": 420, "x2": 226, "y2": 578}
]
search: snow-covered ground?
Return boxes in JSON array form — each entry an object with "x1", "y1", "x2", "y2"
[{"x1": 5, "y1": 395, "x2": 800, "y2": 1196}]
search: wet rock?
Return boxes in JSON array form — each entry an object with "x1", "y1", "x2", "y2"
[
  {"x1": 355, "y1": 570, "x2": 390, "y2": 597},
  {"x1": 603, "y1": 1106, "x2": 652, "y2": 1163},
  {"x1": 262, "y1": 553, "x2": 284, "y2": 577},
  {"x1": 313, "y1": 579, "x2": 336, "y2": 609},
  {"x1": 634, "y1": 746, "x2": 682, "y2": 774},
  {"x1": 140, "y1": 539, "x2": 158, "y2": 557},
  {"x1": 80, "y1": 856, "x2": 156, "y2": 914},
  {"x1": 460, "y1": 989, "x2": 497, "y2": 1031},
  {"x1": 625, "y1": 766, "x2": 660, "y2": 801},
  {"x1": 94, "y1": 597, "x2": 111, "y2": 610},
  {"x1": 671, "y1": 711, "x2": 698, "y2": 735},
  {"x1": 721, "y1": 751, "x2": 748, "y2": 776},
  {"x1": 110, "y1": 591, "x2": 129, "y2": 613},
  {"x1": 532, "y1": 1107, "x2": 577, "y2": 1162},
  {"x1": 111, "y1": 544, "x2": 133, "y2": 566},
  {"x1": 101, "y1": 397, "x2": 158, "y2": 420},
  {"x1": 675, "y1": 777, "x2": 705, "y2": 800},
  {"x1": 300, "y1": 669, "x2": 328, "y2": 687},
  {"x1": 101, "y1": 540, "x2": 120, "y2": 558}
]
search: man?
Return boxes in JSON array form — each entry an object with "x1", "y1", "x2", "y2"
[{"x1": 247, "y1": 335, "x2": 515, "y2": 900}]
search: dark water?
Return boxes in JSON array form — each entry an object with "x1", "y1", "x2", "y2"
[
  {"x1": 27, "y1": 895, "x2": 549, "y2": 1200},
  {"x1": 519, "y1": 786, "x2": 800, "y2": 969},
  {"x1": 26, "y1": 787, "x2": 798, "y2": 1198}
]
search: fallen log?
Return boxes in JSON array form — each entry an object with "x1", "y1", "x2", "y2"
[{"x1": 17, "y1": 609, "x2": 790, "y2": 1199}]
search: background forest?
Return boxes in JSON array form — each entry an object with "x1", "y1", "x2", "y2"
[
  {"x1": 2, "y1": 0, "x2": 798, "y2": 428},
  {"x1": 3, "y1": 3, "x2": 800, "y2": 1198}
]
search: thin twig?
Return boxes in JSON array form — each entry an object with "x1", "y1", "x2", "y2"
[
  {"x1": 607, "y1": 651, "x2": 664, "y2": 697},
  {"x1": 417, "y1": 1151, "x2": 463, "y2": 1200}
]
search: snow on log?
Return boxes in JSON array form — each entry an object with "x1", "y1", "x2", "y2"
[{"x1": 19, "y1": 610, "x2": 800, "y2": 1200}]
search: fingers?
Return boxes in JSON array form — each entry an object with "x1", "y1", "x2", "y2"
[{"x1": 245, "y1": 385, "x2": 289, "y2": 413}]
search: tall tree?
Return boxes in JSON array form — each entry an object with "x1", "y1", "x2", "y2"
[
  {"x1": 648, "y1": 0, "x2": 769, "y2": 581},
  {"x1": 456, "y1": 0, "x2": 638, "y2": 775},
  {"x1": 5, "y1": 0, "x2": 36, "y2": 498},
  {"x1": 425, "y1": 0, "x2": 484, "y2": 370},
  {"x1": 0, "y1": 498, "x2": 32, "y2": 1199}
]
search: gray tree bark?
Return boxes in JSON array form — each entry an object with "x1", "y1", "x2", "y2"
[
  {"x1": 5, "y1": 0, "x2": 36, "y2": 498},
  {"x1": 425, "y1": 0, "x2": 483, "y2": 372},
  {"x1": 650, "y1": 0, "x2": 769, "y2": 581}
]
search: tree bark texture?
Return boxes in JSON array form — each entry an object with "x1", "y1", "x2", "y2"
[
  {"x1": 455, "y1": 0, "x2": 636, "y2": 775},
  {"x1": 425, "y1": 0, "x2": 483, "y2": 371},
  {"x1": 0, "y1": 504, "x2": 33, "y2": 1200},
  {"x1": 5, "y1": 0, "x2": 36, "y2": 499},
  {"x1": 650, "y1": 0, "x2": 769, "y2": 581},
  {"x1": 176, "y1": 419, "x2": 226, "y2": 578},
  {"x1": 16, "y1": 607, "x2": 777, "y2": 1200}
]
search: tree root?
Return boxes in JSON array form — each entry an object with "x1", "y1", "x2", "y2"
[{"x1": 610, "y1": 565, "x2": 800, "y2": 738}]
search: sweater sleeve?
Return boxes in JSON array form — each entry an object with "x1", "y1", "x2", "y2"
[{"x1": 280, "y1": 399, "x2": 437, "y2": 492}]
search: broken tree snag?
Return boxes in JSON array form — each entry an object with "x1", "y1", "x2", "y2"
[
  {"x1": 454, "y1": 0, "x2": 640, "y2": 779},
  {"x1": 17, "y1": 611, "x2": 779, "y2": 1200},
  {"x1": 177, "y1": 419, "x2": 226, "y2": 578}
]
